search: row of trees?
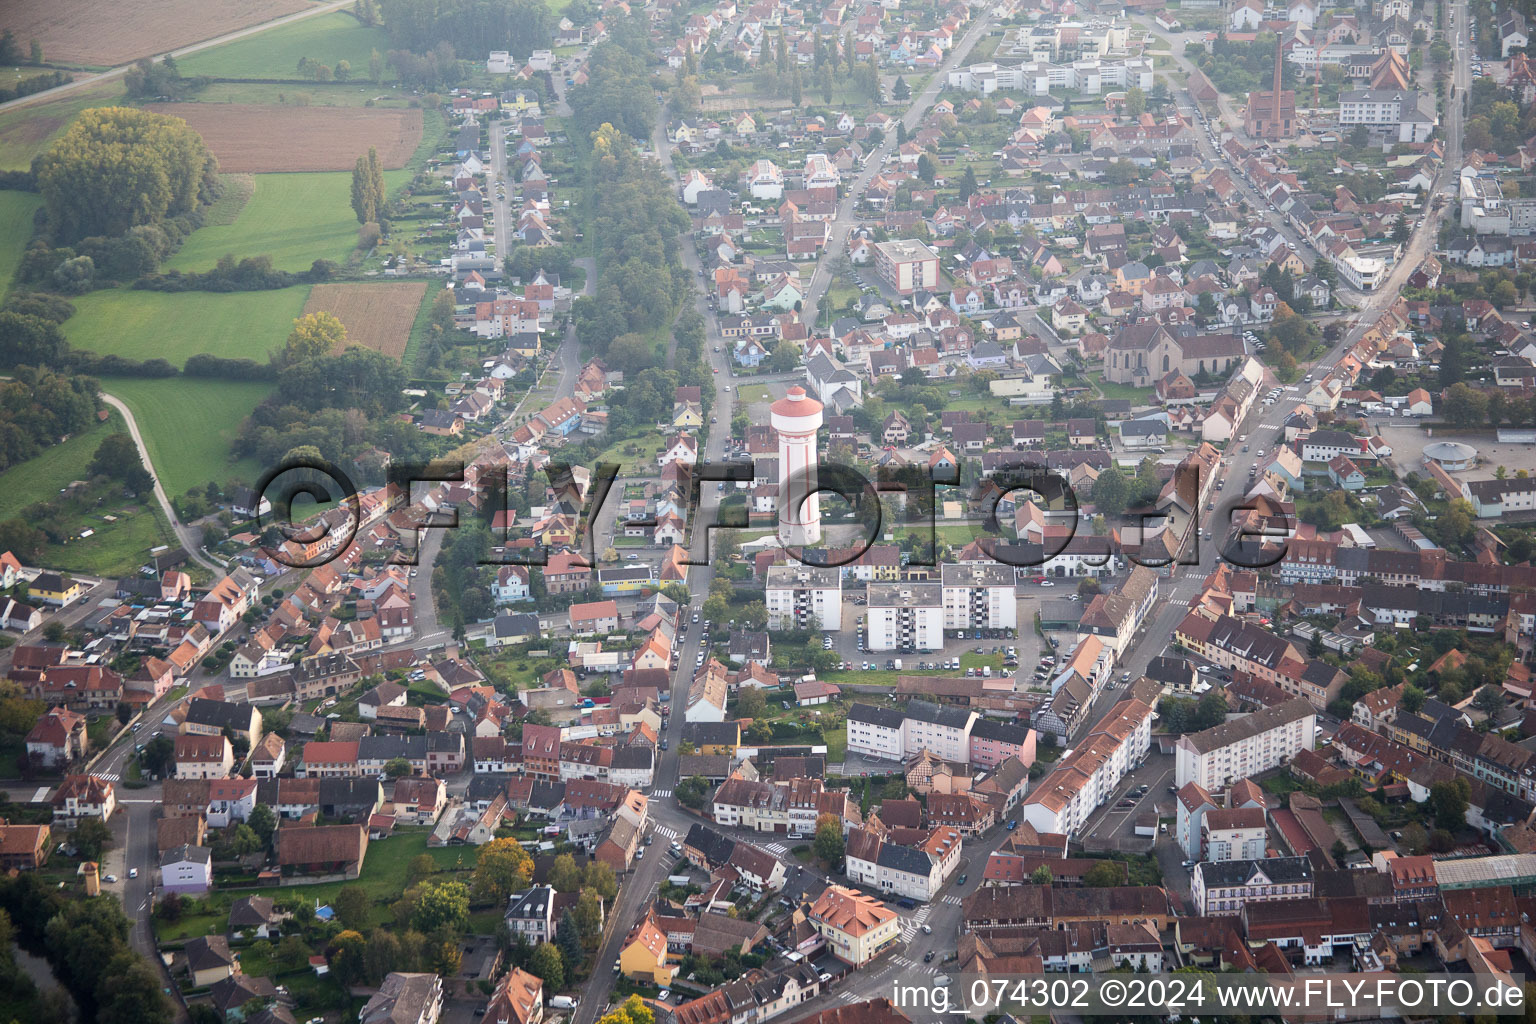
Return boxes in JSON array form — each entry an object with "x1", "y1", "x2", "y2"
[
  {"x1": 0, "y1": 874, "x2": 173, "y2": 1024},
  {"x1": 351, "y1": 147, "x2": 389, "y2": 225},
  {"x1": 377, "y1": 0, "x2": 553, "y2": 62}
]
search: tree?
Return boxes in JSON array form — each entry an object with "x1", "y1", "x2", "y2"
[
  {"x1": 1091, "y1": 464, "x2": 1129, "y2": 518},
  {"x1": 1400, "y1": 683, "x2": 1426, "y2": 715},
  {"x1": 369, "y1": 48, "x2": 385, "y2": 84},
  {"x1": 277, "y1": 934, "x2": 310, "y2": 971},
  {"x1": 1029, "y1": 865, "x2": 1053, "y2": 885},
  {"x1": 958, "y1": 165, "x2": 978, "y2": 201},
  {"x1": 472, "y1": 839, "x2": 534, "y2": 905},
  {"x1": 35, "y1": 106, "x2": 217, "y2": 242},
  {"x1": 1442, "y1": 382, "x2": 1487, "y2": 426},
  {"x1": 1428, "y1": 777, "x2": 1471, "y2": 832},
  {"x1": 573, "y1": 889, "x2": 604, "y2": 950},
  {"x1": 73, "y1": 817, "x2": 112, "y2": 860},
  {"x1": 1473, "y1": 684, "x2": 1506, "y2": 723},
  {"x1": 430, "y1": 939, "x2": 461, "y2": 978},
  {"x1": 893, "y1": 75, "x2": 910, "y2": 100},
  {"x1": 279, "y1": 311, "x2": 346, "y2": 367},
  {"x1": 580, "y1": 861, "x2": 618, "y2": 903},
  {"x1": 408, "y1": 853, "x2": 438, "y2": 885},
  {"x1": 328, "y1": 930, "x2": 369, "y2": 986},
  {"x1": 528, "y1": 941, "x2": 565, "y2": 990},
  {"x1": 813, "y1": 814, "x2": 844, "y2": 865},
  {"x1": 1123, "y1": 86, "x2": 1146, "y2": 118},
  {"x1": 790, "y1": 65, "x2": 802, "y2": 106},
  {"x1": 677, "y1": 775, "x2": 708, "y2": 809},
  {"x1": 139, "y1": 734, "x2": 174, "y2": 777},
  {"x1": 246, "y1": 802, "x2": 277, "y2": 847},
  {"x1": 767, "y1": 338, "x2": 800, "y2": 373},
  {"x1": 548, "y1": 853, "x2": 582, "y2": 892},
  {"x1": 555, "y1": 909, "x2": 583, "y2": 970},
  {"x1": 1082, "y1": 861, "x2": 1124, "y2": 887},
  {"x1": 335, "y1": 886, "x2": 371, "y2": 931},
  {"x1": 352, "y1": 155, "x2": 378, "y2": 224},
  {"x1": 916, "y1": 153, "x2": 937, "y2": 183},
  {"x1": 737, "y1": 686, "x2": 767, "y2": 719},
  {"x1": 411, "y1": 880, "x2": 470, "y2": 934},
  {"x1": 383, "y1": 756, "x2": 413, "y2": 779}
]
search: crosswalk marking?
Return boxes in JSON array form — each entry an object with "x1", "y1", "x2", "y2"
[
  {"x1": 651, "y1": 789, "x2": 672, "y2": 798},
  {"x1": 94, "y1": 771, "x2": 120, "y2": 782},
  {"x1": 762, "y1": 842, "x2": 789, "y2": 855},
  {"x1": 940, "y1": 894, "x2": 962, "y2": 905},
  {"x1": 651, "y1": 824, "x2": 679, "y2": 840}
]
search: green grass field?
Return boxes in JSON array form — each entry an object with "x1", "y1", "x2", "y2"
[
  {"x1": 0, "y1": 191, "x2": 41, "y2": 293},
  {"x1": 0, "y1": 410, "x2": 123, "y2": 520},
  {"x1": 101, "y1": 377, "x2": 274, "y2": 496},
  {"x1": 41, "y1": 499, "x2": 179, "y2": 578},
  {"x1": 0, "y1": 403, "x2": 189, "y2": 576},
  {"x1": 169, "y1": 169, "x2": 407, "y2": 273},
  {"x1": 175, "y1": 81, "x2": 415, "y2": 107},
  {"x1": 153, "y1": 830, "x2": 473, "y2": 942},
  {"x1": 65, "y1": 285, "x2": 310, "y2": 365},
  {"x1": 175, "y1": 12, "x2": 393, "y2": 81}
]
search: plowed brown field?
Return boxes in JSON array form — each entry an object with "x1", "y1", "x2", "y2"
[
  {"x1": 145, "y1": 103, "x2": 422, "y2": 172},
  {"x1": 3, "y1": 0, "x2": 313, "y2": 67},
  {"x1": 303, "y1": 281, "x2": 426, "y2": 360}
]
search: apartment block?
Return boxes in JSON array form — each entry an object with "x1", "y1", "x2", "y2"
[{"x1": 865, "y1": 582, "x2": 943, "y2": 651}]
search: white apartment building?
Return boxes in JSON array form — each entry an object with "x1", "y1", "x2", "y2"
[
  {"x1": 946, "y1": 57, "x2": 1154, "y2": 95},
  {"x1": 748, "y1": 159, "x2": 784, "y2": 200},
  {"x1": 1201, "y1": 807, "x2": 1267, "y2": 862},
  {"x1": 1337, "y1": 88, "x2": 1437, "y2": 143},
  {"x1": 873, "y1": 239, "x2": 940, "y2": 295},
  {"x1": 866, "y1": 582, "x2": 943, "y2": 651},
  {"x1": 901, "y1": 700, "x2": 977, "y2": 764},
  {"x1": 847, "y1": 702, "x2": 905, "y2": 761},
  {"x1": 765, "y1": 565, "x2": 842, "y2": 630},
  {"x1": 941, "y1": 563, "x2": 1018, "y2": 631},
  {"x1": 1018, "y1": 698, "x2": 1153, "y2": 836},
  {"x1": 1175, "y1": 698, "x2": 1317, "y2": 791}
]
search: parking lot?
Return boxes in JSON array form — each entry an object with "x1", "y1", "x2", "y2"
[{"x1": 1373, "y1": 419, "x2": 1536, "y2": 486}]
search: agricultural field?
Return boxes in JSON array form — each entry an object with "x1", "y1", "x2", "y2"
[
  {"x1": 65, "y1": 285, "x2": 310, "y2": 365},
  {"x1": 0, "y1": 78, "x2": 119, "y2": 171},
  {"x1": 145, "y1": 103, "x2": 422, "y2": 173},
  {"x1": 0, "y1": 0, "x2": 313, "y2": 68},
  {"x1": 0, "y1": 191, "x2": 41, "y2": 293},
  {"x1": 174, "y1": 11, "x2": 392, "y2": 81},
  {"x1": 102, "y1": 377, "x2": 273, "y2": 496},
  {"x1": 303, "y1": 281, "x2": 428, "y2": 359},
  {"x1": 168, "y1": 169, "x2": 409, "y2": 272}
]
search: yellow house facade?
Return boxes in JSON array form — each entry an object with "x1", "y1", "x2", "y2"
[{"x1": 619, "y1": 917, "x2": 677, "y2": 986}]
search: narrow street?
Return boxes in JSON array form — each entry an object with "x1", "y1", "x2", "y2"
[{"x1": 800, "y1": 10, "x2": 998, "y2": 329}]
